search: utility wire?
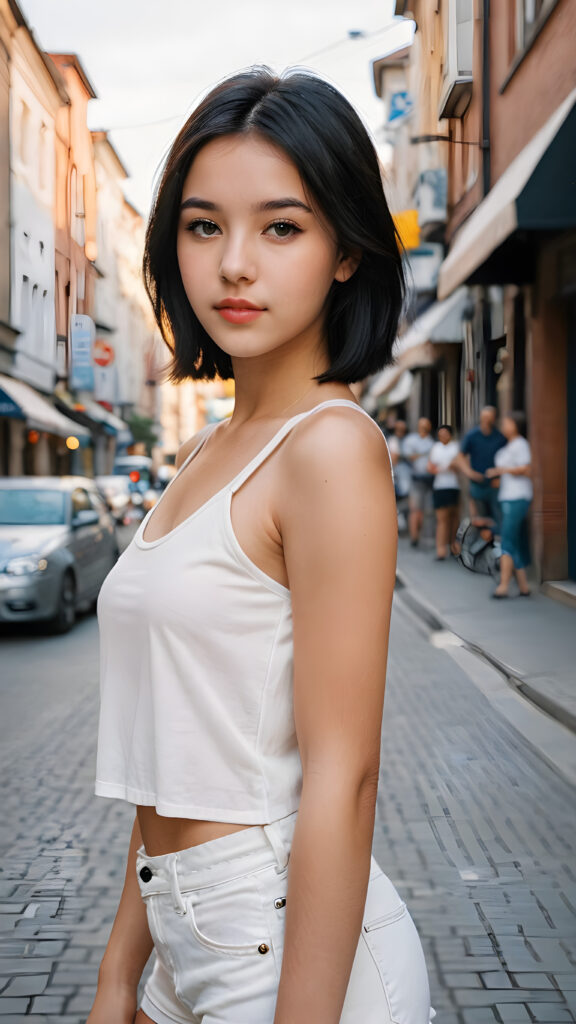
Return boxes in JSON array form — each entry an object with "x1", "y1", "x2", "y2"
[{"x1": 104, "y1": 19, "x2": 410, "y2": 132}]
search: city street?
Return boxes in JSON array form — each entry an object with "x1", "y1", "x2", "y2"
[
  {"x1": 0, "y1": 0, "x2": 574, "y2": 1021},
  {"x1": 1, "y1": 555, "x2": 575, "y2": 1023}
]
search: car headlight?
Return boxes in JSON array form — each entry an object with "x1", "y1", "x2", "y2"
[{"x1": 4, "y1": 555, "x2": 48, "y2": 576}]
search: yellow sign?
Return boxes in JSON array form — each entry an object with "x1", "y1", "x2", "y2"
[{"x1": 393, "y1": 209, "x2": 420, "y2": 251}]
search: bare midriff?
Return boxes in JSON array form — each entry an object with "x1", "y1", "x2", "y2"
[{"x1": 137, "y1": 806, "x2": 259, "y2": 857}]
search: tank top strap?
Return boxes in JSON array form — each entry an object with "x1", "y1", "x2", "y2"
[
  {"x1": 230, "y1": 398, "x2": 391, "y2": 494},
  {"x1": 174, "y1": 421, "x2": 219, "y2": 480}
]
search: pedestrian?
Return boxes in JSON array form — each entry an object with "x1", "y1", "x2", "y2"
[
  {"x1": 88, "y1": 68, "x2": 435, "y2": 1024},
  {"x1": 388, "y1": 419, "x2": 411, "y2": 533},
  {"x1": 427, "y1": 424, "x2": 461, "y2": 560},
  {"x1": 485, "y1": 410, "x2": 532, "y2": 598},
  {"x1": 404, "y1": 417, "x2": 434, "y2": 547},
  {"x1": 454, "y1": 406, "x2": 506, "y2": 526}
]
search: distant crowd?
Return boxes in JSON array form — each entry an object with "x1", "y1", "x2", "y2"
[{"x1": 379, "y1": 407, "x2": 533, "y2": 599}]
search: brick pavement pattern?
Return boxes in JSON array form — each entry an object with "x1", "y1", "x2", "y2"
[{"x1": 1, "y1": 601, "x2": 576, "y2": 1022}]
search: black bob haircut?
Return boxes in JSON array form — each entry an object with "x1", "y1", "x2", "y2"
[{"x1": 143, "y1": 66, "x2": 406, "y2": 385}]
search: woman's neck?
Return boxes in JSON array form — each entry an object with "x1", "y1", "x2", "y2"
[{"x1": 226, "y1": 335, "x2": 349, "y2": 426}]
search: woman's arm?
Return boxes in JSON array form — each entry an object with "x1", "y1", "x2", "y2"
[
  {"x1": 452, "y1": 451, "x2": 483, "y2": 480},
  {"x1": 274, "y1": 410, "x2": 397, "y2": 1024},
  {"x1": 486, "y1": 464, "x2": 531, "y2": 478},
  {"x1": 87, "y1": 814, "x2": 154, "y2": 1023}
]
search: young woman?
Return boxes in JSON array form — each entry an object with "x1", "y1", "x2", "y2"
[
  {"x1": 485, "y1": 410, "x2": 532, "y2": 598},
  {"x1": 88, "y1": 68, "x2": 435, "y2": 1024},
  {"x1": 428, "y1": 424, "x2": 461, "y2": 560}
]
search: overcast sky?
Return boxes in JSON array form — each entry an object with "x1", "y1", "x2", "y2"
[{"x1": 19, "y1": 1, "x2": 413, "y2": 214}]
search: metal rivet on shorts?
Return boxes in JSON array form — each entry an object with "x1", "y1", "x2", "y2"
[
  {"x1": 258, "y1": 943, "x2": 269, "y2": 954},
  {"x1": 274, "y1": 897, "x2": 286, "y2": 909}
]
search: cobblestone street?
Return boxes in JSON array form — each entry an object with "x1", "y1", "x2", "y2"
[{"x1": 1, "y1": 593, "x2": 576, "y2": 1023}]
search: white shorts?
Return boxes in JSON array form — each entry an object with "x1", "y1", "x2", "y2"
[{"x1": 136, "y1": 811, "x2": 436, "y2": 1024}]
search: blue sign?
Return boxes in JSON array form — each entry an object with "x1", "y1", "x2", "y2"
[
  {"x1": 389, "y1": 91, "x2": 414, "y2": 123},
  {"x1": 0, "y1": 387, "x2": 24, "y2": 419},
  {"x1": 70, "y1": 315, "x2": 95, "y2": 390}
]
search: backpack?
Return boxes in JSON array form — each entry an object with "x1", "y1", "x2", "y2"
[{"x1": 456, "y1": 517, "x2": 500, "y2": 577}]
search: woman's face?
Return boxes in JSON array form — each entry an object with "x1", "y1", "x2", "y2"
[
  {"x1": 438, "y1": 427, "x2": 452, "y2": 445},
  {"x1": 176, "y1": 133, "x2": 357, "y2": 364}
]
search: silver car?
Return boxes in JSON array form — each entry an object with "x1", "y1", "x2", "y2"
[{"x1": 0, "y1": 476, "x2": 119, "y2": 633}]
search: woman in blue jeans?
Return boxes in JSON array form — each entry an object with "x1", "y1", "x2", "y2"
[{"x1": 485, "y1": 411, "x2": 532, "y2": 598}]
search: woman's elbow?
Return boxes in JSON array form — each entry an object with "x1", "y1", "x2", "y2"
[{"x1": 302, "y1": 757, "x2": 380, "y2": 810}]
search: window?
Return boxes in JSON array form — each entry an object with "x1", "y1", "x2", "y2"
[
  {"x1": 19, "y1": 101, "x2": 31, "y2": 164},
  {"x1": 38, "y1": 123, "x2": 47, "y2": 190},
  {"x1": 438, "y1": 0, "x2": 474, "y2": 119},
  {"x1": 71, "y1": 488, "x2": 91, "y2": 515},
  {"x1": 20, "y1": 275, "x2": 30, "y2": 332},
  {"x1": 516, "y1": 0, "x2": 555, "y2": 50},
  {"x1": 0, "y1": 489, "x2": 66, "y2": 526},
  {"x1": 31, "y1": 284, "x2": 42, "y2": 351}
]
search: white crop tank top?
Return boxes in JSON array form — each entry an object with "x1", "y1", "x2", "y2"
[{"x1": 95, "y1": 399, "x2": 392, "y2": 823}]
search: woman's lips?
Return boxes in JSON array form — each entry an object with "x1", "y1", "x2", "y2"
[{"x1": 216, "y1": 307, "x2": 265, "y2": 324}]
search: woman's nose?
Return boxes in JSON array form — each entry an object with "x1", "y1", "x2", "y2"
[{"x1": 218, "y1": 235, "x2": 257, "y2": 284}]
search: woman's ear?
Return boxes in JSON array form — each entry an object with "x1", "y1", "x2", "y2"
[{"x1": 334, "y1": 249, "x2": 361, "y2": 283}]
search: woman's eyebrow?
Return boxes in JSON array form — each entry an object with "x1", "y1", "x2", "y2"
[
  {"x1": 180, "y1": 196, "x2": 312, "y2": 213},
  {"x1": 180, "y1": 197, "x2": 217, "y2": 211},
  {"x1": 257, "y1": 198, "x2": 312, "y2": 213}
]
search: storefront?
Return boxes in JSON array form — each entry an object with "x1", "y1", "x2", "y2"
[
  {"x1": 54, "y1": 391, "x2": 132, "y2": 476},
  {"x1": 0, "y1": 373, "x2": 90, "y2": 475},
  {"x1": 364, "y1": 287, "x2": 470, "y2": 432},
  {"x1": 435, "y1": 89, "x2": 576, "y2": 586}
]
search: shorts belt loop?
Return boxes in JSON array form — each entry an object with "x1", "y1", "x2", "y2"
[
  {"x1": 168, "y1": 853, "x2": 187, "y2": 916},
  {"x1": 263, "y1": 821, "x2": 290, "y2": 873}
]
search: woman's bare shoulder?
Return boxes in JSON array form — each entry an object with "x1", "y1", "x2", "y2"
[{"x1": 283, "y1": 404, "x2": 392, "y2": 479}]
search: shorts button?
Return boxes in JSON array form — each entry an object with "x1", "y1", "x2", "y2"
[
  {"x1": 274, "y1": 898, "x2": 286, "y2": 909},
  {"x1": 139, "y1": 866, "x2": 153, "y2": 883},
  {"x1": 258, "y1": 943, "x2": 269, "y2": 954}
]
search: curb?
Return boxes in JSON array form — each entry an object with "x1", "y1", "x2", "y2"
[{"x1": 395, "y1": 570, "x2": 576, "y2": 736}]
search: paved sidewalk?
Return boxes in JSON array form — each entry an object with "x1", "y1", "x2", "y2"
[
  {"x1": 1, "y1": 606, "x2": 576, "y2": 1022},
  {"x1": 396, "y1": 537, "x2": 576, "y2": 733}
]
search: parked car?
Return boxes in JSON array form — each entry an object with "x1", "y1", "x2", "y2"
[
  {"x1": 95, "y1": 474, "x2": 133, "y2": 524},
  {"x1": 0, "y1": 476, "x2": 119, "y2": 633}
]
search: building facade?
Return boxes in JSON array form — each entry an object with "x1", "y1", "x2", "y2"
[
  {"x1": 373, "y1": 0, "x2": 576, "y2": 590},
  {"x1": 0, "y1": 1, "x2": 164, "y2": 478}
]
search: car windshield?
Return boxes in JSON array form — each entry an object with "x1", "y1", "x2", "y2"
[{"x1": 0, "y1": 489, "x2": 67, "y2": 525}]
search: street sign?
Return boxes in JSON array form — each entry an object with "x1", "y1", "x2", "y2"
[
  {"x1": 93, "y1": 339, "x2": 115, "y2": 367},
  {"x1": 70, "y1": 315, "x2": 95, "y2": 390},
  {"x1": 389, "y1": 91, "x2": 414, "y2": 123}
]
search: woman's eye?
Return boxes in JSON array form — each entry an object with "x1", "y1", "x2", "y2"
[
  {"x1": 265, "y1": 221, "x2": 301, "y2": 239},
  {"x1": 187, "y1": 219, "x2": 220, "y2": 237}
]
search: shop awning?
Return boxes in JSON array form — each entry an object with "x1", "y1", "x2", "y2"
[
  {"x1": 394, "y1": 287, "x2": 470, "y2": 357},
  {"x1": 438, "y1": 88, "x2": 576, "y2": 300},
  {"x1": 384, "y1": 369, "x2": 414, "y2": 406},
  {"x1": 368, "y1": 364, "x2": 405, "y2": 400},
  {"x1": 80, "y1": 398, "x2": 131, "y2": 437},
  {"x1": 367, "y1": 288, "x2": 469, "y2": 399},
  {"x1": 0, "y1": 374, "x2": 90, "y2": 438},
  {"x1": 54, "y1": 392, "x2": 132, "y2": 442}
]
